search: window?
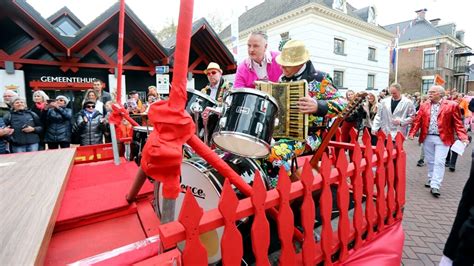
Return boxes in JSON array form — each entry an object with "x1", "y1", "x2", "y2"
[
  {"x1": 368, "y1": 47, "x2": 376, "y2": 61},
  {"x1": 423, "y1": 49, "x2": 436, "y2": 69},
  {"x1": 334, "y1": 38, "x2": 345, "y2": 55},
  {"x1": 333, "y1": 71, "x2": 344, "y2": 88},
  {"x1": 422, "y1": 79, "x2": 434, "y2": 94},
  {"x1": 56, "y1": 20, "x2": 79, "y2": 36},
  {"x1": 367, "y1": 74, "x2": 375, "y2": 89}
]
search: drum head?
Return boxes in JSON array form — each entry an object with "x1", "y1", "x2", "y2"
[
  {"x1": 213, "y1": 132, "x2": 271, "y2": 158},
  {"x1": 158, "y1": 159, "x2": 223, "y2": 264}
]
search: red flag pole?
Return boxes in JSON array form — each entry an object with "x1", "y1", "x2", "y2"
[{"x1": 116, "y1": 0, "x2": 125, "y2": 104}]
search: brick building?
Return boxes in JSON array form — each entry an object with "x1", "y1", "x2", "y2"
[{"x1": 384, "y1": 9, "x2": 472, "y2": 94}]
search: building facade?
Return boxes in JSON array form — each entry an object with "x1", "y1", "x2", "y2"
[
  {"x1": 384, "y1": 9, "x2": 472, "y2": 94},
  {"x1": 220, "y1": 0, "x2": 394, "y2": 92},
  {"x1": 0, "y1": 1, "x2": 235, "y2": 114}
]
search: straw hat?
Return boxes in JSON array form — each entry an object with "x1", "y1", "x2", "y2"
[
  {"x1": 276, "y1": 40, "x2": 310, "y2": 67},
  {"x1": 204, "y1": 62, "x2": 223, "y2": 74}
]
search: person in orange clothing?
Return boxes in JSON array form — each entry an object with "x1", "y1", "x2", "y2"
[{"x1": 408, "y1": 85, "x2": 469, "y2": 197}]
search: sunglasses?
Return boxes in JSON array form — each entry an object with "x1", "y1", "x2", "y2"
[
  {"x1": 86, "y1": 105, "x2": 95, "y2": 108},
  {"x1": 207, "y1": 70, "x2": 218, "y2": 76}
]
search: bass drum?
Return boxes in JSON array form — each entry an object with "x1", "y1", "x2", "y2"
[{"x1": 158, "y1": 151, "x2": 268, "y2": 264}]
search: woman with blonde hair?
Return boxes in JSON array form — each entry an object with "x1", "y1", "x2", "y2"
[
  {"x1": 31, "y1": 90, "x2": 49, "y2": 150},
  {"x1": 362, "y1": 91, "x2": 378, "y2": 145}
]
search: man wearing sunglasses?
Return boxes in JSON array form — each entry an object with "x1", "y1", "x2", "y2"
[{"x1": 200, "y1": 62, "x2": 231, "y2": 103}]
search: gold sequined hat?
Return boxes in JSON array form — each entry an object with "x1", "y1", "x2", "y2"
[{"x1": 276, "y1": 40, "x2": 310, "y2": 67}]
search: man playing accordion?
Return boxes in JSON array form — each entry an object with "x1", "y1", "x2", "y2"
[{"x1": 265, "y1": 40, "x2": 346, "y2": 188}]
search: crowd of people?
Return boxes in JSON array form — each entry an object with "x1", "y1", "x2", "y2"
[{"x1": 0, "y1": 79, "x2": 165, "y2": 154}]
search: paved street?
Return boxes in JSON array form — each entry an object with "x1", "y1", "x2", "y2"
[{"x1": 402, "y1": 135, "x2": 472, "y2": 265}]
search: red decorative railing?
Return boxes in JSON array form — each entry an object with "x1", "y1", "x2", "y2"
[{"x1": 142, "y1": 130, "x2": 406, "y2": 265}]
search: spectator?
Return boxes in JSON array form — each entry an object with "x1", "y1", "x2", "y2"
[
  {"x1": 1, "y1": 90, "x2": 18, "y2": 117},
  {"x1": 416, "y1": 95, "x2": 429, "y2": 167},
  {"x1": 233, "y1": 31, "x2": 282, "y2": 88},
  {"x1": 340, "y1": 89, "x2": 365, "y2": 143},
  {"x1": 0, "y1": 117, "x2": 14, "y2": 154},
  {"x1": 201, "y1": 62, "x2": 232, "y2": 103},
  {"x1": 361, "y1": 91, "x2": 378, "y2": 146},
  {"x1": 44, "y1": 96, "x2": 72, "y2": 149},
  {"x1": 147, "y1": 85, "x2": 159, "y2": 98},
  {"x1": 92, "y1": 78, "x2": 112, "y2": 103},
  {"x1": 74, "y1": 100, "x2": 106, "y2": 146},
  {"x1": 30, "y1": 90, "x2": 49, "y2": 150},
  {"x1": 408, "y1": 85, "x2": 468, "y2": 197},
  {"x1": 3, "y1": 97, "x2": 43, "y2": 153},
  {"x1": 372, "y1": 83, "x2": 415, "y2": 139},
  {"x1": 83, "y1": 89, "x2": 105, "y2": 115}
]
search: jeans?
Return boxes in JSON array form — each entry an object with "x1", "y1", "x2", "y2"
[
  {"x1": 424, "y1": 135, "x2": 450, "y2": 189},
  {"x1": 11, "y1": 143, "x2": 39, "y2": 153},
  {"x1": 47, "y1": 142, "x2": 71, "y2": 149}
]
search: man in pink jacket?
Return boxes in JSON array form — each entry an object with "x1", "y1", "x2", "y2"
[
  {"x1": 408, "y1": 85, "x2": 469, "y2": 197},
  {"x1": 233, "y1": 31, "x2": 282, "y2": 88}
]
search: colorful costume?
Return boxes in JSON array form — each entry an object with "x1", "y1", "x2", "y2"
[{"x1": 266, "y1": 61, "x2": 346, "y2": 188}]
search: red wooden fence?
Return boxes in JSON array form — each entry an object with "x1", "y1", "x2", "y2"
[{"x1": 145, "y1": 129, "x2": 406, "y2": 265}]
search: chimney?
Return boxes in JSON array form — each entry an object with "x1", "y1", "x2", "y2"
[
  {"x1": 456, "y1": 30, "x2": 465, "y2": 43},
  {"x1": 430, "y1": 18, "x2": 441, "y2": 27},
  {"x1": 415, "y1": 8, "x2": 427, "y2": 21}
]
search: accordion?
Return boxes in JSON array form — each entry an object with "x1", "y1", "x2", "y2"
[{"x1": 255, "y1": 80, "x2": 309, "y2": 141}]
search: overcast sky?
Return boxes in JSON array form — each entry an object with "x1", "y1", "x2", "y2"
[{"x1": 26, "y1": 0, "x2": 473, "y2": 48}]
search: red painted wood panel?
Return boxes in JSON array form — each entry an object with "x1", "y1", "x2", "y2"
[
  {"x1": 385, "y1": 135, "x2": 396, "y2": 225},
  {"x1": 351, "y1": 142, "x2": 364, "y2": 249},
  {"x1": 335, "y1": 149, "x2": 350, "y2": 261},
  {"x1": 178, "y1": 190, "x2": 207, "y2": 265},
  {"x1": 218, "y1": 179, "x2": 243, "y2": 265},
  {"x1": 374, "y1": 132, "x2": 387, "y2": 232},
  {"x1": 250, "y1": 171, "x2": 270, "y2": 266},
  {"x1": 276, "y1": 168, "x2": 297, "y2": 265},
  {"x1": 319, "y1": 154, "x2": 333, "y2": 265},
  {"x1": 362, "y1": 130, "x2": 376, "y2": 241},
  {"x1": 300, "y1": 160, "x2": 316, "y2": 265}
]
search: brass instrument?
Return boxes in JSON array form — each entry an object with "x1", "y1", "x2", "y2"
[{"x1": 255, "y1": 80, "x2": 308, "y2": 141}]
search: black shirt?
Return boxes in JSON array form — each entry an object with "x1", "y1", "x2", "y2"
[{"x1": 391, "y1": 98, "x2": 401, "y2": 113}]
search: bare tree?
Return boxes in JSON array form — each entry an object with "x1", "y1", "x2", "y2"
[
  {"x1": 153, "y1": 19, "x2": 177, "y2": 42},
  {"x1": 153, "y1": 14, "x2": 223, "y2": 43}
]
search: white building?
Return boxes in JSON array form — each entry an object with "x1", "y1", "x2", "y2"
[{"x1": 220, "y1": 0, "x2": 394, "y2": 92}]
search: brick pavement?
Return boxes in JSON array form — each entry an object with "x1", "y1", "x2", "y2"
[{"x1": 401, "y1": 135, "x2": 472, "y2": 266}]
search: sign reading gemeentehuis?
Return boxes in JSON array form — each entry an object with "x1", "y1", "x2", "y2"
[{"x1": 39, "y1": 76, "x2": 96, "y2": 83}]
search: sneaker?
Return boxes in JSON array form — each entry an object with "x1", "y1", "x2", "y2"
[
  {"x1": 424, "y1": 181, "x2": 431, "y2": 188},
  {"x1": 431, "y1": 188, "x2": 440, "y2": 197},
  {"x1": 417, "y1": 160, "x2": 425, "y2": 167}
]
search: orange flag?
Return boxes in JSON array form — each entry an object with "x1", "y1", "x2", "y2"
[{"x1": 434, "y1": 74, "x2": 445, "y2": 85}]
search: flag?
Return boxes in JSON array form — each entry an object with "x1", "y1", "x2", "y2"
[
  {"x1": 230, "y1": 12, "x2": 239, "y2": 57},
  {"x1": 434, "y1": 74, "x2": 445, "y2": 85},
  {"x1": 391, "y1": 47, "x2": 397, "y2": 70}
]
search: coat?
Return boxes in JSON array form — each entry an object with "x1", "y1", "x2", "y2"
[
  {"x1": 44, "y1": 107, "x2": 72, "y2": 143},
  {"x1": 3, "y1": 110, "x2": 43, "y2": 145},
  {"x1": 75, "y1": 110, "x2": 105, "y2": 146},
  {"x1": 233, "y1": 51, "x2": 282, "y2": 88},
  {"x1": 409, "y1": 100, "x2": 468, "y2": 146},
  {"x1": 372, "y1": 96, "x2": 416, "y2": 138},
  {"x1": 200, "y1": 78, "x2": 231, "y2": 103}
]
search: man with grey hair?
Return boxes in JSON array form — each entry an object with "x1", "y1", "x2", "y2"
[
  {"x1": 233, "y1": 31, "x2": 282, "y2": 88},
  {"x1": 372, "y1": 82, "x2": 416, "y2": 138},
  {"x1": 1, "y1": 90, "x2": 18, "y2": 117},
  {"x1": 409, "y1": 85, "x2": 469, "y2": 197}
]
